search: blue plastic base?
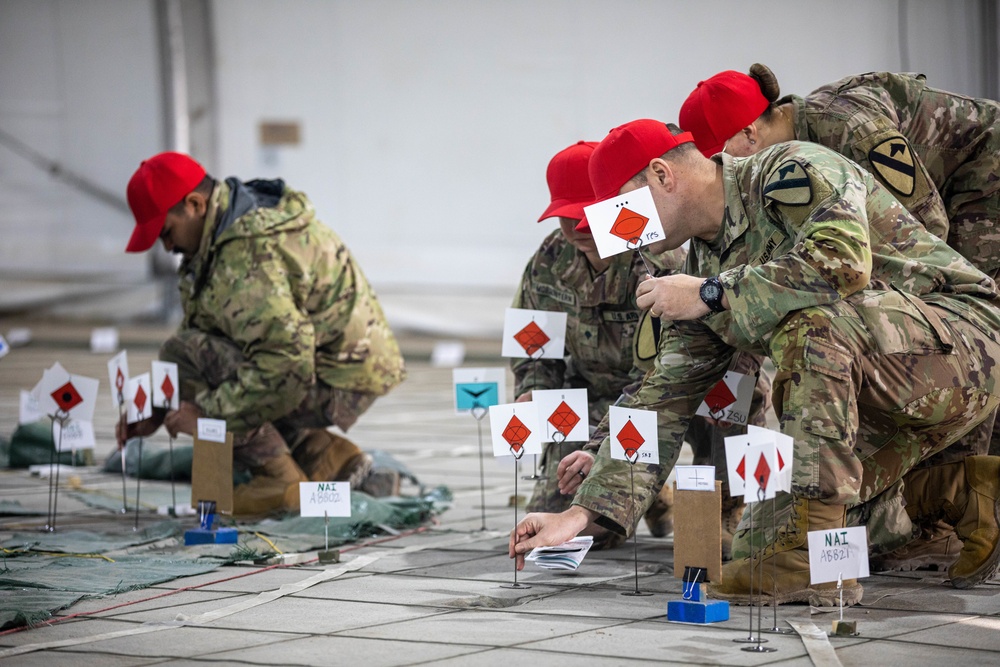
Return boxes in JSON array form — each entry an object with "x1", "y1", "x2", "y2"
[
  {"x1": 184, "y1": 527, "x2": 238, "y2": 545},
  {"x1": 667, "y1": 598, "x2": 730, "y2": 624}
]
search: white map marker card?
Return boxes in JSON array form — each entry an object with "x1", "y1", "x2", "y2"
[
  {"x1": 675, "y1": 465, "x2": 715, "y2": 492},
  {"x1": 151, "y1": 360, "x2": 180, "y2": 410},
  {"x1": 609, "y1": 405, "x2": 658, "y2": 464},
  {"x1": 53, "y1": 420, "x2": 96, "y2": 452},
  {"x1": 107, "y1": 350, "x2": 129, "y2": 408},
  {"x1": 126, "y1": 373, "x2": 152, "y2": 424},
  {"x1": 808, "y1": 526, "x2": 869, "y2": 584},
  {"x1": 748, "y1": 425, "x2": 793, "y2": 492},
  {"x1": 37, "y1": 369, "x2": 99, "y2": 422},
  {"x1": 582, "y1": 186, "x2": 664, "y2": 259},
  {"x1": 724, "y1": 427, "x2": 792, "y2": 498},
  {"x1": 695, "y1": 371, "x2": 754, "y2": 425},
  {"x1": 488, "y1": 402, "x2": 542, "y2": 458},
  {"x1": 500, "y1": 308, "x2": 567, "y2": 359},
  {"x1": 197, "y1": 418, "x2": 228, "y2": 443},
  {"x1": 299, "y1": 481, "x2": 351, "y2": 517},
  {"x1": 453, "y1": 367, "x2": 506, "y2": 414},
  {"x1": 532, "y1": 388, "x2": 589, "y2": 442},
  {"x1": 743, "y1": 442, "x2": 780, "y2": 502}
]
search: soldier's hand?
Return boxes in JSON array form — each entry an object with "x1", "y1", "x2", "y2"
[
  {"x1": 116, "y1": 411, "x2": 165, "y2": 449},
  {"x1": 557, "y1": 450, "x2": 594, "y2": 495},
  {"x1": 508, "y1": 506, "x2": 594, "y2": 570},
  {"x1": 163, "y1": 401, "x2": 203, "y2": 438},
  {"x1": 515, "y1": 391, "x2": 533, "y2": 403},
  {"x1": 636, "y1": 273, "x2": 711, "y2": 320}
]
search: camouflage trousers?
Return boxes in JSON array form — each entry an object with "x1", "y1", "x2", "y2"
[
  {"x1": 734, "y1": 294, "x2": 1000, "y2": 557},
  {"x1": 161, "y1": 330, "x2": 379, "y2": 468}
]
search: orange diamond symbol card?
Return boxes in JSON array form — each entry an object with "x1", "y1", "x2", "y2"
[
  {"x1": 549, "y1": 401, "x2": 580, "y2": 436},
  {"x1": 513, "y1": 321, "x2": 550, "y2": 355},
  {"x1": 502, "y1": 415, "x2": 531, "y2": 457},
  {"x1": 744, "y1": 442, "x2": 779, "y2": 501},
  {"x1": 533, "y1": 388, "x2": 589, "y2": 442},
  {"x1": 501, "y1": 308, "x2": 566, "y2": 359},
  {"x1": 609, "y1": 406, "x2": 658, "y2": 465},
  {"x1": 609, "y1": 206, "x2": 649, "y2": 243},
  {"x1": 696, "y1": 371, "x2": 754, "y2": 425},
  {"x1": 152, "y1": 360, "x2": 180, "y2": 410},
  {"x1": 748, "y1": 425, "x2": 793, "y2": 493},
  {"x1": 725, "y1": 426, "x2": 791, "y2": 499},
  {"x1": 582, "y1": 186, "x2": 664, "y2": 259},
  {"x1": 489, "y1": 403, "x2": 541, "y2": 458},
  {"x1": 126, "y1": 373, "x2": 152, "y2": 424}
]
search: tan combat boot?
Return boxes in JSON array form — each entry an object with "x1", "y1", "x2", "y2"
[
  {"x1": 291, "y1": 429, "x2": 399, "y2": 497},
  {"x1": 708, "y1": 497, "x2": 863, "y2": 606},
  {"x1": 901, "y1": 456, "x2": 1000, "y2": 589},
  {"x1": 870, "y1": 519, "x2": 961, "y2": 573},
  {"x1": 720, "y1": 494, "x2": 745, "y2": 562},
  {"x1": 233, "y1": 451, "x2": 308, "y2": 515},
  {"x1": 643, "y1": 484, "x2": 674, "y2": 538}
]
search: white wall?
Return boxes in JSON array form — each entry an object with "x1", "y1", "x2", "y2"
[
  {"x1": 0, "y1": 0, "x2": 991, "y2": 313},
  {"x1": 210, "y1": 0, "x2": 986, "y2": 296},
  {"x1": 0, "y1": 0, "x2": 161, "y2": 280}
]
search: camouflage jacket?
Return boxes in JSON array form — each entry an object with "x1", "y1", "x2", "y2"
[
  {"x1": 178, "y1": 178, "x2": 405, "y2": 432},
  {"x1": 575, "y1": 142, "x2": 1000, "y2": 534},
  {"x1": 511, "y1": 229, "x2": 685, "y2": 425},
  {"x1": 786, "y1": 71, "x2": 1000, "y2": 273}
]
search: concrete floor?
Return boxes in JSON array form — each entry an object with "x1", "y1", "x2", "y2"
[{"x1": 1, "y1": 321, "x2": 999, "y2": 666}]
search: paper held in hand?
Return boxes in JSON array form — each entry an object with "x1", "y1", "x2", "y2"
[{"x1": 525, "y1": 536, "x2": 594, "y2": 571}]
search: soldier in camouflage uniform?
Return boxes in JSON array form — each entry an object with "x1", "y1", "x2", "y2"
[
  {"x1": 510, "y1": 120, "x2": 1000, "y2": 606},
  {"x1": 119, "y1": 152, "x2": 406, "y2": 513},
  {"x1": 513, "y1": 142, "x2": 770, "y2": 551},
  {"x1": 679, "y1": 65, "x2": 1000, "y2": 567},
  {"x1": 679, "y1": 65, "x2": 1000, "y2": 277}
]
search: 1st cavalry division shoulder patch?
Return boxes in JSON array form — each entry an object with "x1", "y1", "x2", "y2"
[
  {"x1": 868, "y1": 137, "x2": 916, "y2": 197},
  {"x1": 763, "y1": 161, "x2": 812, "y2": 206},
  {"x1": 633, "y1": 309, "x2": 661, "y2": 362}
]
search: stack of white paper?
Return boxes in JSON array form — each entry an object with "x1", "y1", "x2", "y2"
[{"x1": 525, "y1": 536, "x2": 594, "y2": 571}]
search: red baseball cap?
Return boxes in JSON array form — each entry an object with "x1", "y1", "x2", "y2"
[
  {"x1": 679, "y1": 70, "x2": 769, "y2": 158},
  {"x1": 125, "y1": 152, "x2": 207, "y2": 252},
  {"x1": 538, "y1": 141, "x2": 598, "y2": 222},
  {"x1": 587, "y1": 119, "x2": 694, "y2": 204}
]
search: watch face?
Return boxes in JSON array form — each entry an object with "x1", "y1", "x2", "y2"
[{"x1": 702, "y1": 282, "x2": 721, "y2": 300}]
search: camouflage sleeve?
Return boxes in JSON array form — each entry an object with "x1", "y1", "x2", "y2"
[
  {"x1": 720, "y1": 151, "x2": 873, "y2": 345},
  {"x1": 195, "y1": 237, "x2": 316, "y2": 432},
  {"x1": 509, "y1": 262, "x2": 566, "y2": 397},
  {"x1": 846, "y1": 127, "x2": 949, "y2": 241},
  {"x1": 572, "y1": 319, "x2": 733, "y2": 535}
]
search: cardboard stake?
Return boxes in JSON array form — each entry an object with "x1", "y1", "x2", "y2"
[{"x1": 191, "y1": 432, "x2": 234, "y2": 514}]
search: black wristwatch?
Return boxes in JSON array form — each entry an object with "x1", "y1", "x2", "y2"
[{"x1": 699, "y1": 276, "x2": 726, "y2": 313}]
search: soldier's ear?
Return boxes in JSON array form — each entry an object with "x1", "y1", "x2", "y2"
[
  {"x1": 185, "y1": 191, "x2": 209, "y2": 219},
  {"x1": 648, "y1": 158, "x2": 676, "y2": 192}
]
